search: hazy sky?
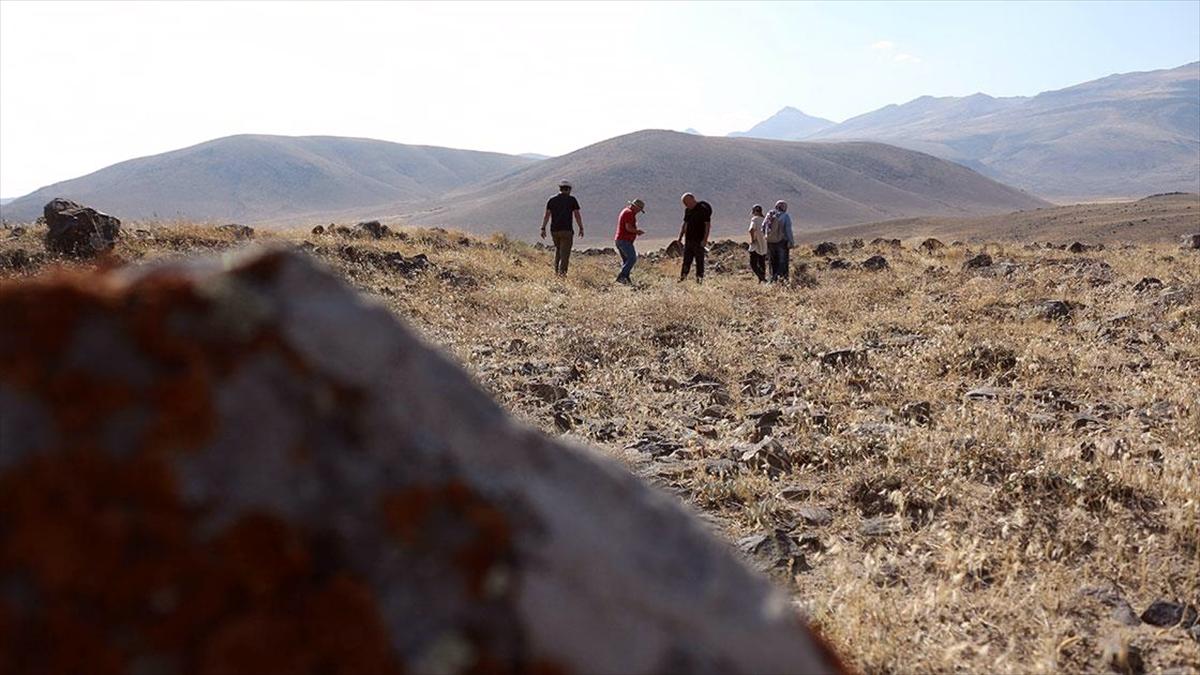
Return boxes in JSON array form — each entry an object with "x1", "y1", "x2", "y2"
[{"x1": 1, "y1": 0, "x2": 1198, "y2": 197}]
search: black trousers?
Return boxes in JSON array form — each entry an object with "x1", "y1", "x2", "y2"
[
  {"x1": 681, "y1": 240, "x2": 705, "y2": 279},
  {"x1": 749, "y1": 252, "x2": 767, "y2": 282}
]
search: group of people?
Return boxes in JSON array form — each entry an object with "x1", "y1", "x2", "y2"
[{"x1": 540, "y1": 180, "x2": 796, "y2": 284}]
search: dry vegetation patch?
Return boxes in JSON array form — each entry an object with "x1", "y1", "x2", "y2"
[{"x1": 2, "y1": 222, "x2": 1198, "y2": 673}]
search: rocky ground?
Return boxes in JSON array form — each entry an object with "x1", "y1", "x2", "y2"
[{"x1": 3, "y1": 221, "x2": 1199, "y2": 673}]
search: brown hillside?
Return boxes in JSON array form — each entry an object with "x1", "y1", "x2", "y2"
[
  {"x1": 798, "y1": 192, "x2": 1200, "y2": 244},
  {"x1": 396, "y1": 130, "x2": 1048, "y2": 239}
]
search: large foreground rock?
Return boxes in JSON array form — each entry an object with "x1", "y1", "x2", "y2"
[
  {"x1": 42, "y1": 197, "x2": 121, "y2": 257},
  {"x1": 0, "y1": 249, "x2": 840, "y2": 674}
]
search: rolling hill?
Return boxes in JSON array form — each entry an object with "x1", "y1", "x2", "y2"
[
  {"x1": 0, "y1": 135, "x2": 536, "y2": 224},
  {"x1": 802, "y1": 62, "x2": 1199, "y2": 200},
  {"x1": 399, "y1": 130, "x2": 1049, "y2": 238}
]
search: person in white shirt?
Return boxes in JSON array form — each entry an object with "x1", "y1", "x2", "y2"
[{"x1": 748, "y1": 204, "x2": 767, "y2": 282}]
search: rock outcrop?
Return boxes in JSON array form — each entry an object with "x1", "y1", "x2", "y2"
[
  {"x1": 0, "y1": 249, "x2": 841, "y2": 674},
  {"x1": 42, "y1": 197, "x2": 121, "y2": 257}
]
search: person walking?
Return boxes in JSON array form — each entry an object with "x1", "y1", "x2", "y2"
[
  {"x1": 614, "y1": 199, "x2": 646, "y2": 284},
  {"x1": 764, "y1": 199, "x2": 794, "y2": 282},
  {"x1": 676, "y1": 192, "x2": 712, "y2": 283},
  {"x1": 541, "y1": 180, "x2": 584, "y2": 276},
  {"x1": 748, "y1": 204, "x2": 767, "y2": 282}
]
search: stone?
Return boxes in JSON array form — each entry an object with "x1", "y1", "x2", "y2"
[
  {"x1": 356, "y1": 220, "x2": 390, "y2": 238},
  {"x1": 1037, "y1": 300, "x2": 1075, "y2": 321},
  {"x1": 919, "y1": 238, "x2": 945, "y2": 253},
  {"x1": 1067, "y1": 241, "x2": 1092, "y2": 254},
  {"x1": 1182, "y1": 233, "x2": 1200, "y2": 250},
  {"x1": 870, "y1": 237, "x2": 902, "y2": 248},
  {"x1": 0, "y1": 249, "x2": 840, "y2": 674},
  {"x1": 829, "y1": 258, "x2": 852, "y2": 270},
  {"x1": 42, "y1": 197, "x2": 121, "y2": 257},
  {"x1": 795, "y1": 506, "x2": 833, "y2": 527},
  {"x1": 1140, "y1": 600, "x2": 1188, "y2": 627},
  {"x1": 0, "y1": 248, "x2": 33, "y2": 271},
  {"x1": 899, "y1": 401, "x2": 932, "y2": 426},
  {"x1": 664, "y1": 240, "x2": 684, "y2": 258},
  {"x1": 819, "y1": 349, "x2": 868, "y2": 369},
  {"x1": 216, "y1": 223, "x2": 255, "y2": 240},
  {"x1": 965, "y1": 386, "x2": 1009, "y2": 401},
  {"x1": 962, "y1": 253, "x2": 993, "y2": 270},
  {"x1": 813, "y1": 242, "x2": 838, "y2": 257},
  {"x1": 736, "y1": 529, "x2": 813, "y2": 573},
  {"x1": 779, "y1": 485, "x2": 816, "y2": 502},
  {"x1": 849, "y1": 238, "x2": 864, "y2": 249},
  {"x1": 861, "y1": 255, "x2": 888, "y2": 271},
  {"x1": 526, "y1": 382, "x2": 568, "y2": 404},
  {"x1": 311, "y1": 225, "x2": 326, "y2": 235},
  {"x1": 738, "y1": 438, "x2": 792, "y2": 477},
  {"x1": 1132, "y1": 277, "x2": 1162, "y2": 292}
]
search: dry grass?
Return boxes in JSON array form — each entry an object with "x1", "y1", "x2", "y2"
[{"x1": 3, "y1": 222, "x2": 1198, "y2": 673}]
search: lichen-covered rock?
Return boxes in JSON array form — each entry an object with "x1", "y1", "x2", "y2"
[
  {"x1": 42, "y1": 197, "x2": 121, "y2": 257},
  {"x1": 0, "y1": 249, "x2": 841, "y2": 674}
]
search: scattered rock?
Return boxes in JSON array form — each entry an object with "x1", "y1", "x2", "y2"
[
  {"x1": 1037, "y1": 299, "x2": 1076, "y2": 321},
  {"x1": 526, "y1": 382, "x2": 568, "y2": 403},
  {"x1": 1132, "y1": 277, "x2": 1162, "y2": 292},
  {"x1": 8, "y1": 226, "x2": 26, "y2": 238},
  {"x1": 795, "y1": 506, "x2": 833, "y2": 527},
  {"x1": 0, "y1": 249, "x2": 839, "y2": 673},
  {"x1": 813, "y1": 242, "x2": 839, "y2": 257},
  {"x1": 819, "y1": 349, "x2": 868, "y2": 369},
  {"x1": 311, "y1": 225, "x2": 325, "y2": 235},
  {"x1": 861, "y1": 255, "x2": 888, "y2": 271},
  {"x1": 626, "y1": 432, "x2": 683, "y2": 459},
  {"x1": 962, "y1": 253, "x2": 993, "y2": 270},
  {"x1": 42, "y1": 197, "x2": 121, "y2": 257},
  {"x1": 1140, "y1": 600, "x2": 1189, "y2": 627},
  {"x1": 965, "y1": 386, "x2": 1009, "y2": 401},
  {"x1": 738, "y1": 437, "x2": 792, "y2": 477},
  {"x1": 664, "y1": 240, "x2": 684, "y2": 258},
  {"x1": 849, "y1": 238, "x2": 864, "y2": 250},
  {"x1": 1182, "y1": 233, "x2": 1200, "y2": 250},
  {"x1": 829, "y1": 258, "x2": 852, "y2": 270},
  {"x1": 919, "y1": 238, "x2": 945, "y2": 253},
  {"x1": 356, "y1": 220, "x2": 390, "y2": 238},
  {"x1": 870, "y1": 237, "x2": 902, "y2": 248},
  {"x1": 899, "y1": 401, "x2": 932, "y2": 426},
  {"x1": 216, "y1": 223, "x2": 255, "y2": 239},
  {"x1": 1068, "y1": 241, "x2": 1094, "y2": 254},
  {"x1": 0, "y1": 248, "x2": 33, "y2": 271},
  {"x1": 737, "y1": 529, "x2": 814, "y2": 573},
  {"x1": 779, "y1": 485, "x2": 816, "y2": 502}
]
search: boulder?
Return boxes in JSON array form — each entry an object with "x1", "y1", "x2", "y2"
[
  {"x1": 356, "y1": 220, "x2": 390, "y2": 238},
  {"x1": 962, "y1": 253, "x2": 993, "y2": 270},
  {"x1": 861, "y1": 255, "x2": 889, "y2": 271},
  {"x1": 311, "y1": 225, "x2": 326, "y2": 235},
  {"x1": 829, "y1": 259, "x2": 852, "y2": 270},
  {"x1": 664, "y1": 240, "x2": 684, "y2": 258},
  {"x1": 919, "y1": 238, "x2": 945, "y2": 253},
  {"x1": 0, "y1": 249, "x2": 840, "y2": 674},
  {"x1": 1067, "y1": 241, "x2": 1092, "y2": 254},
  {"x1": 42, "y1": 197, "x2": 120, "y2": 257},
  {"x1": 1132, "y1": 277, "x2": 1163, "y2": 292},
  {"x1": 813, "y1": 242, "x2": 838, "y2": 257},
  {"x1": 1183, "y1": 233, "x2": 1200, "y2": 250}
]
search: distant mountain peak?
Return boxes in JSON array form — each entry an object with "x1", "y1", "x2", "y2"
[{"x1": 727, "y1": 107, "x2": 837, "y2": 141}]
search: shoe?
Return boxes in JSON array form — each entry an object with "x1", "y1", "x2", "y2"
[{"x1": 678, "y1": 275, "x2": 686, "y2": 283}]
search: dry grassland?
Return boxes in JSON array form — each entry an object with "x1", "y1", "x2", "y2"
[{"x1": 2, "y1": 222, "x2": 1198, "y2": 673}]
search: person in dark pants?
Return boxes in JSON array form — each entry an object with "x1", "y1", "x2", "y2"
[
  {"x1": 748, "y1": 204, "x2": 767, "y2": 282},
  {"x1": 614, "y1": 199, "x2": 646, "y2": 284},
  {"x1": 540, "y1": 180, "x2": 584, "y2": 276},
  {"x1": 764, "y1": 199, "x2": 794, "y2": 282},
  {"x1": 676, "y1": 192, "x2": 712, "y2": 283}
]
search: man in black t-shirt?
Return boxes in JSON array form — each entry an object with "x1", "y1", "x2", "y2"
[
  {"x1": 676, "y1": 192, "x2": 712, "y2": 282},
  {"x1": 541, "y1": 180, "x2": 584, "y2": 276}
]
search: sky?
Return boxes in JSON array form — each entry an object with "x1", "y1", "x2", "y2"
[{"x1": 1, "y1": 0, "x2": 1198, "y2": 198}]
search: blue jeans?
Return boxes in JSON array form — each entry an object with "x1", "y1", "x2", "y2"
[
  {"x1": 768, "y1": 241, "x2": 790, "y2": 281},
  {"x1": 615, "y1": 239, "x2": 637, "y2": 279}
]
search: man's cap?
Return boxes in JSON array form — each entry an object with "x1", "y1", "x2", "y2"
[
  {"x1": 558, "y1": 180, "x2": 573, "y2": 189},
  {"x1": 680, "y1": 192, "x2": 695, "y2": 201},
  {"x1": 752, "y1": 204, "x2": 763, "y2": 212},
  {"x1": 775, "y1": 200, "x2": 788, "y2": 211},
  {"x1": 628, "y1": 198, "x2": 646, "y2": 212}
]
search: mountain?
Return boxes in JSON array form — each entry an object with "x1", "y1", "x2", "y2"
[
  {"x1": 400, "y1": 130, "x2": 1048, "y2": 239},
  {"x1": 0, "y1": 198, "x2": 13, "y2": 206},
  {"x1": 728, "y1": 107, "x2": 837, "y2": 141},
  {"x1": 805, "y1": 62, "x2": 1200, "y2": 200},
  {"x1": 0, "y1": 135, "x2": 536, "y2": 224}
]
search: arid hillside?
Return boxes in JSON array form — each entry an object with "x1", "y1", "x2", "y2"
[
  {"x1": 0, "y1": 135, "x2": 537, "y2": 224},
  {"x1": 403, "y1": 130, "x2": 1049, "y2": 238},
  {"x1": 799, "y1": 192, "x2": 1200, "y2": 244},
  {"x1": 2, "y1": 221, "x2": 1197, "y2": 673}
]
